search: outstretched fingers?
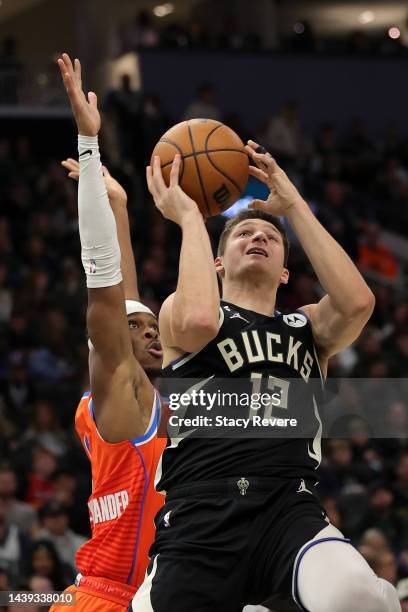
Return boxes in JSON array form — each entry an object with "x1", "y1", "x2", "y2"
[
  {"x1": 58, "y1": 56, "x2": 83, "y2": 111},
  {"x1": 62, "y1": 53, "x2": 74, "y2": 75},
  {"x1": 61, "y1": 159, "x2": 79, "y2": 181},
  {"x1": 61, "y1": 158, "x2": 79, "y2": 171},
  {"x1": 248, "y1": 165, "x2": 269, "y2": 184},
  {"x1": 74, "y1": 58, "x2": 82, "y2": 82},
  {"x1": 87, "y1": 91, "x2": 98, "y2": 108},
  {"x1": 151, "y1": 155, "x2": 167, "y2": 192}
]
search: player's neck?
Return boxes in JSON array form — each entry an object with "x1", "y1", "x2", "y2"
[{"x1": 222, "y1": 280, "x2": 277, "y2": 317}]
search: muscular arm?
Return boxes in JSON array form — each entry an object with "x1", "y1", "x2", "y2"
[
  {"x1": 59, "y1": 53, "x2": 152, "y2": 443},
  {"x1": 85, "y1": 171, "x2": 153, "y2": 441},
  {"x1": 160, "y1": 208, "x2": 220, "y2": 356},
  {"x1": 246, "y1": 142, "x2": 375, "y2": 364},
  {"x1": 148, "y1": 156, "x2": 219, "y2": 357},
  {"x1": 287, "y1": 200, "x2": 375, "y2": 361},
  {"x1": 80, "y1": 141, "x2": 151, "y2": 442}
]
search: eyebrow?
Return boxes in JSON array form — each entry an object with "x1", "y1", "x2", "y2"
[{"x1": 234, "y1": 223, "x2": 282, "y2": 240}]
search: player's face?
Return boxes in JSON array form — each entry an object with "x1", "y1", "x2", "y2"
[
  {"x1": 127, "y1": 313, "x2": 162, "y2": 371},
  {"x1": 219, "y1": 219, "x2": 288, "y2": 285}
]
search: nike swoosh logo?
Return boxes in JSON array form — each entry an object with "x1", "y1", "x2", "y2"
[{"x1": 79, "y1": 149, "x2": 92, "y2": 157}]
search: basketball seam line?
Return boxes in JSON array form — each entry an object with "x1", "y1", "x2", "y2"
[
  {"x1": 187, "y1": 121, "x2": 211, "y2": 217},
  {"x1": 204, "y1": 152, "x2": 242, "y2": 196},
  {"x1": 159, "y1": 149, "x2": 248, "y2": 169},
  {"x1": 204, "y1": 122, "x2": 244, "y2": 195},
  {"x1": 204, "y1": 122, "x2": 223, "y2": 144},
  {"x1": 157, "y1": 137, "x2": 185, "y2": 182}
]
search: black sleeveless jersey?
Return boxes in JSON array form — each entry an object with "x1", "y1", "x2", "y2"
[{"x1": 156, "y1": 301, "x2": 324, "y2": 492}]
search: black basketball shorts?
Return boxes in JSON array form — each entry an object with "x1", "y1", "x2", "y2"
[{"x1": 130, "y1": 477, "x2": 334, "y2": 612}]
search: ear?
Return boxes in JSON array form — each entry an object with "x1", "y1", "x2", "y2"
[
  {"x1": 280, "y1": 267, "x2": 289, "y2": 285},
  {"x1": 214, "y1": 256, "x2": 225, "y2": 279}
]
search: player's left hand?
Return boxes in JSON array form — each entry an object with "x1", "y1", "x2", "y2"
[
  {"x1": 58, "y1": 53, "x2": 100, "y2": 137},
  {"x1": 245, "y1": 140, "x2": 304, "y2": 216},
  {"x1": 61, "y1": 158, "x2": 127, "y2": 206}
]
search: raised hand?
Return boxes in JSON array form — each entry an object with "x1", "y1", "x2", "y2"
[
  {"x1": 61, "y1": 158, "x2": 127, "y2": 206},
  {"x1": 58, "y1": 53, "x2": 100, "y2": 137},
  {"x1": 245, "y1": 139, "x2": 304, "y2": 216},
  {"x1": 146, "y1": 155, "x2": 201, "y2": 226}
]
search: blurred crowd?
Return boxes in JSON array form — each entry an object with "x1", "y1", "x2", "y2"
[
  {"x1": 0, "y1": 90, "x2": 408, "y2": 608},
  {"x1": 116, "y1": 10, "x2": 408, "y2": 57},
  {"x1": 1, "y1": 11, "x2": 407, "y2": 106}
]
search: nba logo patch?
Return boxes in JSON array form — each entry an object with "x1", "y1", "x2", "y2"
[
  {"x1": 283, "y1": 313, "x2": 307, "y2": 328},
  {"x1": 90, "y1": 259, "x2": 96, "y2": 274},
  {"x1": 163, "y1": 511, "x2": 172, "y2": 528}
]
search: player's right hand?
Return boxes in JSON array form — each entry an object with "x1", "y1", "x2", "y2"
[
  {"x1": 61, "y1": 158, "x2": 128, "y2": 207},
  {"x1": 58, "y1": 53, "x2": 100, "y2": 137},
  {"x1": 146, "y1": 154, "x2": 201, "y2": 226}
]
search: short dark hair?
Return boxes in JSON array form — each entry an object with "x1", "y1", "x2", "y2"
[{"x1": 217, "y1": 208, "x2": 290, "y2": 265}]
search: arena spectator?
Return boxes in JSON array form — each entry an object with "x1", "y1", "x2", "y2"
[
  {"x1": 0, "y1": 498, "x2": 31, "y2": 587},
  {"x1": 141, "y1": 94, "x2": 172, "y2": 165},
  {"x1": 25, "y1": 540, "x2": 73, "y2": 590},
  {"x1": 0, "y1": 353, "x2": 35, "y2": 430},
  {"x1": 183, "y1": 83, "x2": 221, "y2": 121},
  {"x1": 104, "y1": 75, "x2": 144, "y2": 169},
  {"x1": 362, "y1": 483, "x2": 408, "y2": 553},
  {"x1": 0, "y1": 464, "x2": 36, "y2": 534},
  {"x1": 119, "y1": 10, "x2": 159, "y2": 53},
  {"x1": 360, "y1": 528, "x2": 390, "y2": 554},
  {"x1": 25, "y1": 447, "x2": 57, "y2": 509},
  {"x1": 370, "y1": 549, "x2": 399, "y2": 585},
  {"x1": 317, "y1": 180, "x2": 358, "y2": 259},
  {"x1": 320, "y1": 439, "x2": 377, "y2": 496},
  {"x1": 386, "y1": 403, "x2": 408, "y2": 440},
  {"x1": 260, "y1": 102, "x2": 303, "y2": 163},
  {"x1": 358, "y1": 222, "x2": 399, "y2": 282},
  {"x1": 36, "y1": 501, "x2": 86, "y2": 572},
  {"x1": 51, "y1": 470, "x2": 89, "y2": 538}
]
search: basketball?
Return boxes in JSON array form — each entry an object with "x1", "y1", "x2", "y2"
[{"x1": 151, "y1": 119, "x2": 249, "y2": 217}]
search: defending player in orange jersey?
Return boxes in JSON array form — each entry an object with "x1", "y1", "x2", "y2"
[{"x1": 51, "y1": 53, "x2": 165, "y2": 612}]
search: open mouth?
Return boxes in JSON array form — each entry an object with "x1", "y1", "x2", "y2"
[
  {"x1": 147, "y1": 341, "x2": 163, "y2": 358},
  {"x1": 246, "y1": 247, "x2": 268, "y2": 257}
]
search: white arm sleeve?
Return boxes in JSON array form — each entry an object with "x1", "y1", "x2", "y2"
[{"x1": 78, "y1": 134, "x2": 122, "y2": 288}]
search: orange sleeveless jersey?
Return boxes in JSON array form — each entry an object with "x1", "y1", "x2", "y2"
[{"x1": 74, "y1": 390, "x2": 166, "y2": 590}]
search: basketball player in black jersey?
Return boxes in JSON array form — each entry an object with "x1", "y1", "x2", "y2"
[{"x1": 131, "y1": 148, "x2": 400, "y2": 612}]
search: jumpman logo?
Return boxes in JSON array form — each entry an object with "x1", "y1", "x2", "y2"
[
  {"x1": 230, "y1": 312, "x2": 249, "y2": 324},
  {"x1": 297, "y1": 479, "x2": 313, "y2": 495}
]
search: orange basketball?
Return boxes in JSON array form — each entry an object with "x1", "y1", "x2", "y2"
[{"x1": 151, "y1": 119, "x2": 249, "y2": 217}]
